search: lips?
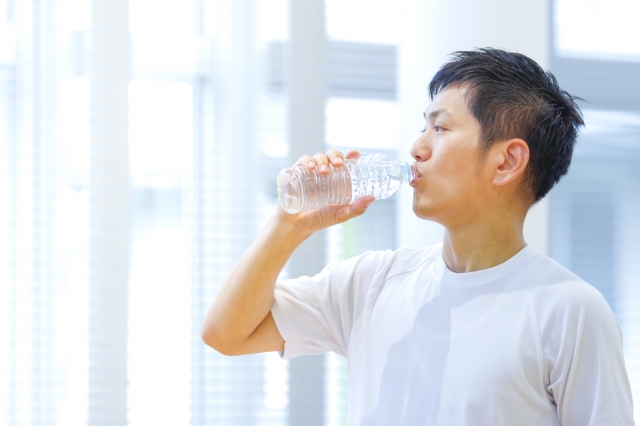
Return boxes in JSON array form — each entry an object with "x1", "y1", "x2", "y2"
[{"x1": 409, "y1": 164, "x2": 422, "y2": 187}]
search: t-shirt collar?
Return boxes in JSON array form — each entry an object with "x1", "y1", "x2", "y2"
[{"x1": 436, "y1": 245, "x2": 535, "y2": 287}]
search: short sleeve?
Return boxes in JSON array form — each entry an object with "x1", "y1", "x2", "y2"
[
  {"x1": 271, "y1": 267, "x2": 346, "y2": 359},
  {"x1": 539, "y1": 281, "x2": 635, "y2": 425},
  {"x1": 271, "y1": 250, "x2": 397, "y2": 360}
]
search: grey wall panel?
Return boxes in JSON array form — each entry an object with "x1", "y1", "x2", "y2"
[
  {"x1": 550, "y1": 57, "x2": 640, "y2": 112},
  {"x1": 89, "y1": 0, "x2": 130, "y2": 423},
  {"x1": 268, "y1": 40, "x2": 397, "y2": 99},
  {"x1": 287, "y1": 0, "x2": 327, "y2": 425}
]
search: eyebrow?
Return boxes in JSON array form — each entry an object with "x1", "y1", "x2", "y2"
[{"x1": 423, "y1": 109, "x2": 452, "y2": 121}]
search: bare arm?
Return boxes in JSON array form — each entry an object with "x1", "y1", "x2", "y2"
[{"x1": 201, "y1": 149, "x2": 374, "y2": 356}]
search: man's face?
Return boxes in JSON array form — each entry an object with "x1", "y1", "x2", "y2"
[{"x1": 409, "y1": 84, "x2": 490, "y2": 226}]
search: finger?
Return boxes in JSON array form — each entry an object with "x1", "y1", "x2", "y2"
[
  {"x1": 325, "y1": 148, "x2": 344, "y2": 167},
  {"x1": 352, "y1": 195, "x2": 375, "y2": 210},
  {"x1": 312, "y1": 152, "x2": 331, "y2": 174},
  {"x1": 335, "y1": 196, "x2": 375, "y2": 223},
  {"x1": 344, "y1": 149, "x2": 361, "y2": 160},
  {"x1": 294, "y1": 154, "x2": 316, "y2": 170}
]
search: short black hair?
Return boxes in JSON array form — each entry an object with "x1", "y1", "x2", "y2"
[{"x1": 428, "y1": 48, "x2": 584, "y2": 204}]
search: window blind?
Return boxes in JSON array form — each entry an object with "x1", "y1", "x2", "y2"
[{"x1": 549, "y1": 110, "x2": 640, "y2": 420}]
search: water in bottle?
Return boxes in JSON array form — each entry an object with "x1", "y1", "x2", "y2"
[{"x1": 277, "y1": 153, "x2": 417, "y2": 214}]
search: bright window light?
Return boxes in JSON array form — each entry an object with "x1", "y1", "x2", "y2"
[
  {"x1": 129, "y1": 0, "x2": 198, "y2": 76},
  {"x1": 326, "y1": 98, "x2": 402, "y2": 150},
  {"x1": 555, "y1": 0, "x2": 640, "y2": 61},
  {"x1": 128, "y1": 80, "x2": 192, "y2": 188},
  {"x1": 127, "y1": 79, "x2": 193, "y2": 426},
  {"x1": 326, "y1": 0, "x2": 402, "y2": 44},
  {"x1": 0, "y1": 22, "x2": 15, "y2": 64},
  {"x1": 263, "y1": 352, "x2": 288, "y2": 409}
]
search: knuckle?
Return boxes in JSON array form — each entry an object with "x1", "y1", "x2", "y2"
[
  {"x1": 314, "y1": 154, "x2": 328, "y2": 164},
  {"x1": 295, "y1": 155, "x2": 315, "y2": 168}
]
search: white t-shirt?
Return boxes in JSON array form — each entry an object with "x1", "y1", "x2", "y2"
[{"x1": 271, "y1": 243, "x2": 635, "y2": 426}]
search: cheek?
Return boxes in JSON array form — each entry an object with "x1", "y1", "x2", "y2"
[
  {"x1": 431, "y1": 144, "x2": 481, "y2": 197},
  {"x1": 432, "y1": 144, "x2": 470, "y2": 180}
]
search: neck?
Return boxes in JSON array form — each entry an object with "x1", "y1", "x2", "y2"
[{"x1": 441, "y1": 210, "x2": 527, "y2": 273}]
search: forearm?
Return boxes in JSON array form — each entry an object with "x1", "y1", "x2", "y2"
[
  {"x1": 201, "y1": 214, "x2": 309, "y2": 350},
  {"x1": 202, "y1": 148, "x2": 372, "y2": 354}
]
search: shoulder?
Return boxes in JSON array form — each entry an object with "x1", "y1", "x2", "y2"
[
  {"x1": 522, "y1": 250, "x2": 620, "y2": 341},
  {"x1": 524, "y1": 252, "x2": 611, "y2": 313},
  {"x1": 320, "y1": 243, "x2": 441, "y2": 297},
  {"x1": 326, "y1": 243, "x2": 442, "y2": 286}
]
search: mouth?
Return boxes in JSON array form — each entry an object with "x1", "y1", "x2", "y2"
[{"x1": 409, "y1": 166, "x2": 422, "y2": 187}]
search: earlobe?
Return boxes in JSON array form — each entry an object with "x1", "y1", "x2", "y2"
[{"x1": 492, "y1": 139, "x2": 529, "y2": 186}]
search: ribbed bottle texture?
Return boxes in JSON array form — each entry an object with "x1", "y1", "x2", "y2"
[{"x1": 277, "y1": 153, "x2": 416, "y2": 214}]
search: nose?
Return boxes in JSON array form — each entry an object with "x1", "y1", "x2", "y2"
[{"x1": 410, "y1": 133, "x2": 431, "y2": 162}]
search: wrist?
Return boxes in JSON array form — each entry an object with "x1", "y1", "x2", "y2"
[{"x1": 269, "y1": 213, "x2": 313, "y2": 245}]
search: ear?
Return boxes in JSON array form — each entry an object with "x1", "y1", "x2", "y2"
[{"x1": 491, "y1": 138, "x2": 529, "y2": 187}]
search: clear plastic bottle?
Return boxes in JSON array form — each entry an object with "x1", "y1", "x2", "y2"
[{"x1": 277, "y1": 153, "x2": 417, "y2": 214}]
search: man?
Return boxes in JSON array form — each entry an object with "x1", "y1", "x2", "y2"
[{"x1": 201, "y1": 48, "x2": 635, "y2": 425}]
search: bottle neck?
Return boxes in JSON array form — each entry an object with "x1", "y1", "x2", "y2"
[{"x1": 401, "y1": 162, "x2": 416, "y2": 183}]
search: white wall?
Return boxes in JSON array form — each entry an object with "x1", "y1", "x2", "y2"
[{"x1": 397, "y1": 0, "x2": 550, "y2": 254}]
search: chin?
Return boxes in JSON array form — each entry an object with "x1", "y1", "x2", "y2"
[
  {"x1": 412, "y1": 197, "x2": 451, "y2": 225},
  {"x1": 412, "y1": 200, "x2": 435, "y2": 221}
]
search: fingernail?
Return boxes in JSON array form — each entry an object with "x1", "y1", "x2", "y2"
[
  {"x1": 308, "y1": 161, "x2": 315, "y2": 168},
  {"x1": 320, "y1": 164, "x2": 328, "y2": 172}
]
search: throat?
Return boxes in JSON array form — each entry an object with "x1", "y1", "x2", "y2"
[{"x1": 441, "y1": 227, "x2": 526, "y2": 273}]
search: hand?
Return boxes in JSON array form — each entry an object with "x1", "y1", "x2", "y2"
[{"x1": 275, "y1": 148, "x2": 375, "y2": 236}]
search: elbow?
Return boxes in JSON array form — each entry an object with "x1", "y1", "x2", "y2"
[{"x1": 201, "y1": 324, "x2": 239, "y2": 356}]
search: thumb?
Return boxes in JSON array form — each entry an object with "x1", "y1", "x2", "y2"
[{"x1": 354, "y1": 196, "x2": 376, "y2": 210}]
